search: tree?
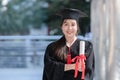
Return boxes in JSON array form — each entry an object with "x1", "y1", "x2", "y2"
[
  {"x1": 0, "y1": 0, "x2": 47, "y2": 35},
  {"x1": 0, "y1": 0, "x2": 90, "y2": 35}
]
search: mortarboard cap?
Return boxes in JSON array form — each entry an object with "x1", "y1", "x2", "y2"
[{"x1": 56, "y1": 8, "x2": 88, "y2": 21}]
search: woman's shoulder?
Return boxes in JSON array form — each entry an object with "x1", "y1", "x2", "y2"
[
  {"x1": 47, "y1": 41, "x2": 56, "y2": 49},
  {"x1": 45, "y1": 41, "x2": 57, "y2": 55},
  {"x1": 47, "y1": 36, "x2": 64, "y2": 48}
]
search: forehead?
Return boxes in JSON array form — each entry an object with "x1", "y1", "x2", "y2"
[{"x1": 63, "y1": 19, "x2": 77, "y2": 23}]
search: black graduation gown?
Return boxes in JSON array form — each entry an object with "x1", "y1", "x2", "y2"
[{"x1": 42, "y1": 38, "x2": 95, "y2": 80}]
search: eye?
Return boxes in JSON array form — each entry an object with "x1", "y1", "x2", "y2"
[
  {"x1": 63, "y1": 23, "x2": 68, "y2": 26},
  {"x1": 71, "y1": 23, "x2": 75, "y2": 26},
  {"x1": 72, "y1": 24, "x2": 74, "y2": 26}
]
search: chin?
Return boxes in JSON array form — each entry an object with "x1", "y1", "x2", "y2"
[{"x1": 66, "y1": 35, "x2": 75, "y2": 38}]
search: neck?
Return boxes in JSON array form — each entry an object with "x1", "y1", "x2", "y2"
[{"x1": 66, "y1": 36, "x2": 77, "y2": 47}]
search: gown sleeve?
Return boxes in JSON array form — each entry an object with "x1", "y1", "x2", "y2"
[
  {"x1": 85, "y1": 41, "x2": 95, "y2": 80},
  {"x1": 42, "y1": 43, "x2": 65, "y2": 80}
]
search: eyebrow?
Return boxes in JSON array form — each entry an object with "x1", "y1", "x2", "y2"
[{"x1": 63, "y1": 20, "x2": 67, "y2": 23}]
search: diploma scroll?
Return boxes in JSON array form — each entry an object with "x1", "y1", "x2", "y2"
[
  {"x1": 72, "y1": 41, "x2": 86, "y2": 80},
  {"x1": 79, "y1": 41, "x2": 85, "y2": 55}
]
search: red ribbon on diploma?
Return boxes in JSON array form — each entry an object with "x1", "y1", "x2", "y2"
[{"x1": 71, "y1": 54, "x2": 86, "y2": 80}]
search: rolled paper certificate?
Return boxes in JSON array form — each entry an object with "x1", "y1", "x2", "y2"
[
  {"x1": 72, "y1": 41, "x2": 86, "y2": 79},
  {"x1": 79, "y1": 41, "x2": 85, "y2": 55}
]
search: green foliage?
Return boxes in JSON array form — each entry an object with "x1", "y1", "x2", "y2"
[
  {"x1": 0, "y1": 0, "x2": 90, "y2": 35},
  {"x1": 0, "y1": 0, "x2": 47, "y2": 35}
]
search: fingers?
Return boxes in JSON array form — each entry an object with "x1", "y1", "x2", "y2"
[
  {"x1": 78, "y1": 60, "x2": 85, "y2": 72},
  {"x1": 78, "y1": 61, "x2": 82, "y2": 71}
]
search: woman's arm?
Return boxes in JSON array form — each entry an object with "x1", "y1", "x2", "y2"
[
  {"x1": 64, "y1": 64, "x2": 75, "y2": 71},
  {"x1": 64, "y1": 62, "x2": 82, "y2": 71}
]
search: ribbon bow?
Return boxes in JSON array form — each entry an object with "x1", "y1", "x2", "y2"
[{"x1": 71, "y1": 54, "x2": 86, "y2": 79}]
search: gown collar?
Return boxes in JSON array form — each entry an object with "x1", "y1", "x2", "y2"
[{"x1": 66, "y1": 37, "x2": 77, "y2": 47}]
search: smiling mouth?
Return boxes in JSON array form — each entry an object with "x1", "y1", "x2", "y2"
[
  {"x1": 67, "y1": 32, "x2": 72, "y2": 34},
  {"x1": 66, "y1": 31, "x2": 72, "y2": 34}
]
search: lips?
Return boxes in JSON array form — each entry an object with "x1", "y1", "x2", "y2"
[{"x1": 66, "y1": 31, "x2": 72, "y2": 34}]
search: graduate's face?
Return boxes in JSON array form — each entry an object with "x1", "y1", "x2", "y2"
[{"x1": 61, "y1": 19, "x2": 78, "y2": 38}]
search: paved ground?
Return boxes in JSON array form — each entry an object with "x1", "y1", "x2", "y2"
[{"x1": 0, "y1": 68, "x2": 43, "y2": 80}]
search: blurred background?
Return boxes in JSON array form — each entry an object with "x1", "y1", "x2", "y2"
[
  {"x1": 0, "y1": 0, "x2": 120, "y2": 80},
  {"x1": 0, "y1": 0, "x2": 91, "y2": 80}
]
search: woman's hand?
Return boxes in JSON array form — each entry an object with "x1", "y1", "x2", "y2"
[
  {"x1": 64, "y1": 60, "x2": 85, "y2": 71},
  {"x1": 78, "y1": 60, "x2": 85, "y2": 72},
  {"x1": 78, "y1": 60, "x2": 82, "y2": 72},
  {"x1": 64, "y1": 64, "x2": 75, "y2": 71}
]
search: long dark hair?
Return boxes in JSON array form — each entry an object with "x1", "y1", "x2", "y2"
[{"x1": 53, "y1": 36, "x2": 67, "y2": 61}]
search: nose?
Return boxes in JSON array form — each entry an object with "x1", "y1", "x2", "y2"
[{"x1": 68, "y1": 26, "x2": 72, "y2": 30}]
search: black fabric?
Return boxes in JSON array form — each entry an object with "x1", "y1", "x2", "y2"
[
  {"x1": 42, "y1": 38, "x2": 95, "y2": 80},
  {"x1": 56, "y1": 8, "x2": 88, "y2": 21}
]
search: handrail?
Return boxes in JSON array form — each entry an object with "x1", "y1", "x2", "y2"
[{"x1": 0, "y1": 35, "x2": 86, "y2": 40}]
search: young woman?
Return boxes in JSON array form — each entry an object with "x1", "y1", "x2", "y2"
[{"x1": 43, "y1": 8, "x2": 95, "y2": 80}]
